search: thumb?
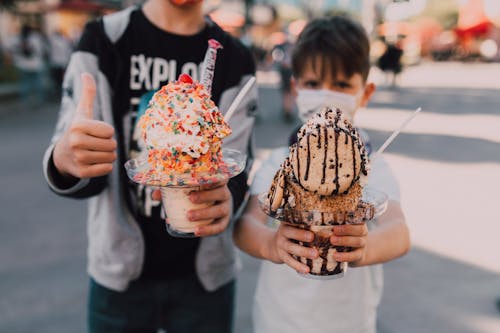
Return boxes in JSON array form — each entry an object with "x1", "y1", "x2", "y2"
[{"x1": 75, "y1": 73, "x2": 96, "y2": 120}]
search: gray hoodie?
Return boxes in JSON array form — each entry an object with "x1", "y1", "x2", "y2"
[{"x1": 43, "y1": 7, "x2": 257, "y2": 292}]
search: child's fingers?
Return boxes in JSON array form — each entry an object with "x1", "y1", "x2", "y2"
[
  {"x1": 333, "y1": 248, "x2": 364, "y2": 263},
  {"x1": 73, "y1": 133, "x2": 116, "y2": 151},
  {"x1": 188, "y1": 200, "x2": 230, "y2": 221},
  {"x1": 332, "y1": 224, "x2": 368, "y2": 237},
  {"x1": 195, "y1": 216, "x2": 230, "y2": 237},
  {"x1": 73, "y1": 150, "x2": 116, "y2": 164},
  {"x1": 73, "y1": 163, "x2": 114, "y2": 179},
  {"x1": 190, "y1": 184, "x2": 230, "y2": 204},
  {"x1": 279, "y1": 238, "x2": 318, "y2": 259},
  {"x1": 73, "y1": 119, "x2": 115, "y2": 139},
  {"x1": 330, "y1": 235, "x2": 366, "y2": 249},
  {"x1": 280, "y1": 224, "x2": 314, "y2": 242},
  {"x1": 75, "y1": 73, "x2": 96, "y2": 120},
  {"x1": 280, "y1": 251, "x2": 310, "y2": 274}
]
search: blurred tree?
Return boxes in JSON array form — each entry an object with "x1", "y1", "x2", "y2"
[
  {"x1": 0, "y1": 0, "x2": 17, "y2": 10},
  {"x1": 96, "y1": 0, "x2": 128, "y2": 9},
  {"x1": 244, "y1": 0, "x2": 254, "y2": 28},
  {"x1": 417, "y1": 0, "x2": 459, "y2": 30}
]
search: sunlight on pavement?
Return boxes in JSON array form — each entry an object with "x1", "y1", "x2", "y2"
[
  {"x1": 384, "y1": 153, "x2": 500, "y2": 274},
  {"x1": 466, "y1": 314, "x2": 500, "y2": 333},
  {"x1": 357, "y1": 108, "x2": 500, "y2": 144},
  {"x1": 360, "y1": 60, "x2": 500, "y2": 276},
  {"x1": 370, "y1": 62, "x2": 500, "y2": 90}
]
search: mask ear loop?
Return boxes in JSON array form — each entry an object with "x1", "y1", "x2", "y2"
[{"x1": 350, "y1": 89, "x2": 365, "y2": 124}]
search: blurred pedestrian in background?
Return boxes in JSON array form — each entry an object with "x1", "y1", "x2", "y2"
[
  {"x1": 270, "y1": 32, "x2": 294, "y2": 120},
  {"x1": 42, "y1": 0, "x2": 256, "y2": 332},
  {"x1": 377, "y1": 39, "x2": 403, "y2": 87},
  {"x1": 6, "y1": 24, "x2": 46, "y2": 106},
  {"x1": 48, "y1": 29, "x2": 73, "y2": 99},
  {"x1": 0, "y1": 43, "x2": 4, "y2": 69},
  {"x1": 234, "y1": 15, "x2": 410, "y2": 333}
]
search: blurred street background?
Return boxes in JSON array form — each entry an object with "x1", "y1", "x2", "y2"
[{"x1": 1, "y1": 0, "x2": 500, "y2": 332}]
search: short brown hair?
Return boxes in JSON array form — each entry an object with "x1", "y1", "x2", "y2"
[{"x1": 292, "y1": 16, "x2": 370, "y2": 82}]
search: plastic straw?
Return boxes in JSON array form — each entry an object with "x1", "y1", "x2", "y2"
[
  {"x1": 224, "y1": 76, "x2": 256, "y2": 122},
  {"x1": 376, "y1": 107, "x2": 422, "y2": 155},
  {"x1": 200, "y1": 39, "x2": 223, "y2": 95}
]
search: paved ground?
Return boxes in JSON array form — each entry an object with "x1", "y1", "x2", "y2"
[{"x1": 1, "y1": 61, "x2": 500, "y2": 332}]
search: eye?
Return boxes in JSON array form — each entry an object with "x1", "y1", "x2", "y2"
[
  {"x1": 303, "y1": 80, "x2": 320, "y2": 89},
  {"x1": 334, "y1": 81, "x2": 351, "y2": 89}
]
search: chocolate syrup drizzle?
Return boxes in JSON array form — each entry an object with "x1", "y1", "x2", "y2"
[
  {"x1": 333, "y1": 111, "x2": 341, "y2": 195},
  {"x1": 267, "y1": 171, "x2": 279, "y2": 210},
  {"x1": 296, "y1": 108, "x2": 368, "y2": 196},
  {"x1": 321, "y1": 126, "x2": 327, "y2": 185},
  {"x1": 304, "y1": 134, "x2": 311, "y2": 181},
  {"x1": 268, "y1": 161, "x2": 287, "y2": 213},
  {"x1": 296, "y1": 143, "x2": 301, "y2": 182},
  {"x1": 349, "y1": 134, "x2": 356, "y2": 189},
  {"x1": 307, "y1": 258, "x2": 312, "y2": 269},
  {"x1": 320, "y1": 248, "x2": 328, "y2": 273}
]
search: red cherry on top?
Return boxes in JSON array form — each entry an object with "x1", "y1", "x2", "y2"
[{"x1": 178, "y1": 73, "x2": 193, "y2": 84}]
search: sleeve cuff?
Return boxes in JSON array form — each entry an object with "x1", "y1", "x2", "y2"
[{"x1": 43, "y1": 144, "x2": 90, "y2": 195}]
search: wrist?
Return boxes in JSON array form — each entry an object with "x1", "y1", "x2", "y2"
[
  {"x1": 252, "y1": 218, "x2": 279, "y2": 263},
  {"x1": 264, "y1": 231, "x2": 282, "y2": 264},
  {"x1": 52, "y1": 142, "x2": 70, "y2": 177},
  {"x1": 50, "y1": 146, "x2": 80, "y2": 187},
  {"x1": 349, "y1": 246, "x2": 369, "y2": 268}
]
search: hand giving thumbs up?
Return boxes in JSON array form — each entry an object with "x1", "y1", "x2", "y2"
[{"x1": 53, "y1": 73, "x2": 117, "y2": 180}]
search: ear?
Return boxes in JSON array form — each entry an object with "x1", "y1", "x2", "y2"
[
  {"x1": 359, "y1": 82, "x2": 376, "y2": 107},
  {"x1": 291, "y1": 77, "x2": 298, "y2": 97}
]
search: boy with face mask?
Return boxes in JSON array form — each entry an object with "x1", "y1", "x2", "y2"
[
  {"x1": 234, "y1": 16, "x2": 410, "y2": 333},
  {"x1": 43, "y1": 0, "x2": 256, "y2": 332}
]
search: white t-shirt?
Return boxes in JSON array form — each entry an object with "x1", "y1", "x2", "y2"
[
  {"x1": 250, "y1": 147, "x2": 400, "y2": 333},
  {"x1": 48, "y1": 33, "x2": 72, "y2": 68}
]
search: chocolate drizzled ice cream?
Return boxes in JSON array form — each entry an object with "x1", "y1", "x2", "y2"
[
  {"x1": 268, "y1": 107, "x2": 369, "y2": 214},
  {"x1": 265, "y1": 107, "x2": 373, "y2": 277},
  {"x1": 291, "y1": 107, "x2": 368, "y2": 195}
]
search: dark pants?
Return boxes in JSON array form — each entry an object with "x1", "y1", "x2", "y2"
[
  {"x1": 19, "y1": 69, "x2": 44, "y2": 105},
  {"x1": 50, "y1": 66, "x2": 65, "y2": 98},
  {"x1": 88, "y1": 275, "x2": 235, "y2": 333}
]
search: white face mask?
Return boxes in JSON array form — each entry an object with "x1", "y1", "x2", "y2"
[{"x1": 296, "y1": 89, "x2": 359, "y2": 123}]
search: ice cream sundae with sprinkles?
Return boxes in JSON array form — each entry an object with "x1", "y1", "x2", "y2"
[{"x1": 135, "y1": 73, "x2": 231, "y2": 186}]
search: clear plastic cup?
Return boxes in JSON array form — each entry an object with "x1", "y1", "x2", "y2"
[
  {"x1": 124, "y1": 148, "x2": 246, "y2": 238},
  {"x1": 259, "y1": 188, "x2": 388, "y2": 279},
  {"x1": 160, "y1": 186, "x2": 214, "y2": 238},
  {"x1": 290, "y1": 223, "x2": 355, "y2": 279}
]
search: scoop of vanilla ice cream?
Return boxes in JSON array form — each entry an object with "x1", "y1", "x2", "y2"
[
  {"x1": 289, "y1": 107, "x2": 368, "y2": 196},
  {"x1": 143, "y1": 101, "x2": 207, "y2": 158}
]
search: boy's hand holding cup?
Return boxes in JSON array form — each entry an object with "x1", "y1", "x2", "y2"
[
  {"x1": 152, "y1": 181, "x2": 233, "y2": 237},
  {"x1": 271, "y1": 221, "x2": 369, "y2": 274}
]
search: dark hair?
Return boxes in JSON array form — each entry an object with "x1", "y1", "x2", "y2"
[{"x1": 291, "y1": 15, "x2": 370, "y2": 82}]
